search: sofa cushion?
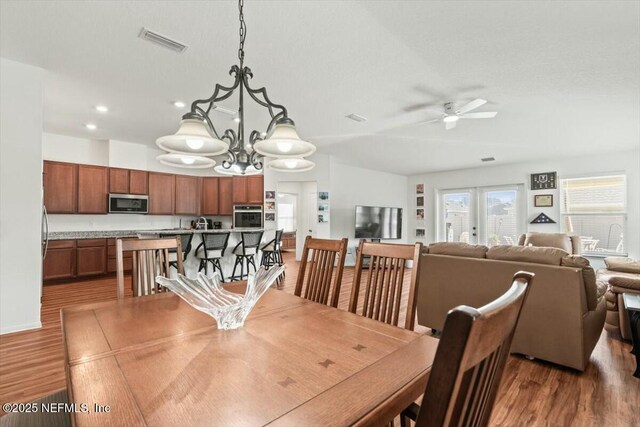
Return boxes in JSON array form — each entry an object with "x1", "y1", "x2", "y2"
[
  {"x1": 561, "y1": 255, "x2": 599, "y2": 310},
  {"x1": 427, "y1": 242, "x2": 488, "y2": 258},
  {"x1": 486, "y1": 245, "x2": 566, "y2": 266},
  {"x1": 522, "y1": 232, "x2": 573, "y2": 254},
  {"x1": 604, "y1": 257, "x2": 640, "y2": 274},
  {"x1": 609, "y1": 276, "x2": 640, "y2": 292}
]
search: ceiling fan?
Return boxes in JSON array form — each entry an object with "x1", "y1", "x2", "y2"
[{"x1": 416, "y1": 99, "x2": 497, "y2": 130}]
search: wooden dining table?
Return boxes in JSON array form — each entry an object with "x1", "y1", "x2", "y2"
[{"x1": 61, "y1": 283, "x2": 439, "y2": 426}]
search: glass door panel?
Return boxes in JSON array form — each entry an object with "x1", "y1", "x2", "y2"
[
  {"x1": 441, "y1": 191, "x2": 475, "y2": 244},
  {"x1": 480, "y1": 189, "x2": 520, "y2": 247}
]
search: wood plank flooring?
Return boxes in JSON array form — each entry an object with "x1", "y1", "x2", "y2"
[{"x1": 1, "y1": 250, "x2": 638, "y2": 426}]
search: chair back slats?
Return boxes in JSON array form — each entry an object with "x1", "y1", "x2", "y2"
[
  {"x1": 414, "y1": 272, "x2": 534, "y2": 427},
  {"x1": 116, "y1": 237, "x2": 183, "y2": 299},
  {"x1": 349, "y1": 241, "x2": 422, "y2": 330},
  {"x1": 202, "y1": 232, "x2": 230, "y2": 252},
  {"x1": 242, "y1": 231, "x2": 263, "y2": 250},
  {"x1": 295, "y1": 236, "x2": 348, "y2": 307}
]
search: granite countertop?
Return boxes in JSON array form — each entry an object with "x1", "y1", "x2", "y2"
[{"x1": 48, "y1": 228, "x2": 265, "y2": 240}]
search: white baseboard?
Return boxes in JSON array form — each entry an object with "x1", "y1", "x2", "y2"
[{"x1": 0, "y1": 321, "x2": 42, "y2": 335}]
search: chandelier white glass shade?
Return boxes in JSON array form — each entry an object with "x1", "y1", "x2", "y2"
[
  {"x1": 156, "y1": 153, "x2": 216, "y2": 169},
  {"x1": 214, "y1": 164, "x2": 262, "y2": 176},
  {"x1": 268, "y1": 158, "x2": 315, "y2": 172},
  {"x1": 154, "y1": 0, "x2": 314, "y2": 175},
  {"x1": 253, "y1": 118, "x2": 316, "y2": 158}
]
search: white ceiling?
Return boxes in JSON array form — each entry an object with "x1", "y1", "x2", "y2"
[{"x1": 1, "y1": 1, "x2": 639, "y2": 175}]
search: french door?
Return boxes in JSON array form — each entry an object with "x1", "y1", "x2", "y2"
[{"x1": 438, "y1": 185, "x2": 525, "y2": 246}]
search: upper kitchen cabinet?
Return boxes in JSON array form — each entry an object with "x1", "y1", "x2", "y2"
[
  {"x1": 148, "y1": 172, "x2": 175, "y2": 215},
  {"x1": 78, "y1": 165, "x2": 109, "y2": 214},
  {"x1": 174, "y1": 175, "x2": 199, "y2": 215},
  {"x1": 200, "y1": 177, "x2": 220, "y2": 215},
  {"x1": 218, "y1": 177, "x2": 233, "y2": 215},
  {"x1": 232, "y1": 176, "x2": 248, "y2": 204},
  {"x1": 129, "y1": 170, "x2": 148, "y2": 195},
  {"x1": 44, "y1": 161, "x2": 77, "y2": 214},
  {"x1": 247, "y1": 175, "x2": 264, "y2": 204},
  {"x1": 109, "y1": 168, "x2": 129, "y2": 194}
]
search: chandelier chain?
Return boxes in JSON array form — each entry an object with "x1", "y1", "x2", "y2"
[{"x1": 238, "y1": 0, "x2": 246, "y2": 66}]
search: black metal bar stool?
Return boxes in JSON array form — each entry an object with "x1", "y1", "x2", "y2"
[
  {"x1": 196, "y1": 232, "x2": 230, "y2": 281},
  {"x1": 159, "y1": 233, "x2": 193, "y2": 272},
  {"x1": 230, "y1": 231, "x2": 263, "y2": 281},
  {"x1": 260, "y1": 229, "x2": 284, "y2": 269}
]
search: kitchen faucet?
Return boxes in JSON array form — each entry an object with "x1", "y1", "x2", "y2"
[{"x1": 195, "y1": 217, "x2": 208, "y2": 230}]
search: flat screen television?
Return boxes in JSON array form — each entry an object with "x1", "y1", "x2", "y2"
[{"x1": 354, "y1": 205, "x2": 402, "y2": 239}]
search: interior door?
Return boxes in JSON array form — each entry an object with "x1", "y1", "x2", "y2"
[{"x1": 439, "y1": 189, "x2": 477, "y2": 244}]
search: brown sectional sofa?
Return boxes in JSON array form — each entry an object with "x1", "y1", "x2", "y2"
[
  {"x1": 416, "y1": 242, "x2": 606, "y2": 371},
  {"x1": 600, "y1": 257, "x2": 640, "y2": 340}
]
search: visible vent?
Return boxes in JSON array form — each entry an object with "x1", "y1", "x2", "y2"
[
  {"x1": 345, "y1": 113, "x2": 368, "y2": 122},
  {"x1": 139, "y1": 28, "x2": 188, "y2": 53},
  {"x1": 481, "y1": 157, "x2": 496, "y2": 162},
  {"x1": 213, "y1": 105, "x2": 238, "y2": 116}
]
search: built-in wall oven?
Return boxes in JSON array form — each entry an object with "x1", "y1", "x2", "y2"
[
  {"x1": 108, "y1": 194, "x2": 149, "y2": 214},
  {"x1": 233, "y1": 205, "x2": 263, "y2": 228}
]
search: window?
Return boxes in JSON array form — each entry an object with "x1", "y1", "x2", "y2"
[
  {"x1": 277, "y1": 194, "x2": 296, "y2": 232},
  {"x1": 560, "y1": 174, "x2": 627, "y2": 256}
]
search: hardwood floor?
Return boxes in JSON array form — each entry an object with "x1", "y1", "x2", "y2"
[{"x1": 1, "y1": 250, "x2": 638, "y2": 426}]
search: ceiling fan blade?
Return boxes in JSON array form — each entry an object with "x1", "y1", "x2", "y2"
[
  {"x1": 445, "y1": 120, "x2": 457, "y2": 130},
  {"x1": 457, "y1": 98, "x2": 487, "y2": 114},
  {"x1": 402, "y1": 102, "x2": 440, "y2": 113},
  {"x1": 408, "y1": 118, "x2": 442, "y2": 127},
  {"x1": 460, "y1": 111, "x2": 497, "y2": 119}
]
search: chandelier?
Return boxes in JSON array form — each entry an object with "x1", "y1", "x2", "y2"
[{"x1": 156, "y1": 0, "x2": 315, "y2": 175}]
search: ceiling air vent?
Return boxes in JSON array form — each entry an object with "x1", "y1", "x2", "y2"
[
  {"x1": 345, "y1": 113, "x2": 368, "y2": 123},
  {"x1": 481, "y1": 157, "x2": 496, "y2": 162},
  {"x1": 139, "y1": 28, "x2": 188, "y2": 53}
]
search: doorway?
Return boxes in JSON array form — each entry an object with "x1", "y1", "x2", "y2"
[{"x1": 276, "y1": 181, "x2": 318, "y2": 260}]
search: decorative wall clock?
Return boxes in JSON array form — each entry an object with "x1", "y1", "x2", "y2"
[{"x1": 531, "y1": 172, "x2": 557, "y2": 190}]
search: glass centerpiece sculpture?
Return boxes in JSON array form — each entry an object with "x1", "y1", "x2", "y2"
[{"x1": 156, "y1": 266, "x2": 284, "y2": 330}]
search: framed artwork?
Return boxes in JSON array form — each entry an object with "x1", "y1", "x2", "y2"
[
  {"x1": 265, "y1": 190, "x2": 276, "y2": 200},
  {"x1": 530, "y1": 172, "x2": 557, "y2": 190},
  {"x1": 319, "y1": 192, "x2": 329, "y2": 201},
  {"x1": 417, "y1": 196, "x2": 424, "y2": 207},
  {"x1": 265, "y1": 213, "x2": 275, "y2": 222},
  {"x1": 318, "y1": 213, "x2": 329, "y2": 223},
  {"x1": 534, "y1": 194, "x2": 553, "y2": 207},
  {"x1": 265, "y1": 201, "x2": 276, "y2": 210},
  {"x1": 416, "y1": 209, "x2": 424, "y2": 220},
  {"x1": 416, "y1": 183, "x2": 424, "y2": 194},
  {"x1": 318, "y1": 203, "x2": 329, "y2": 211},
  {"x1": 416, "y1": 228, "x2": 425, "y2": 238}
]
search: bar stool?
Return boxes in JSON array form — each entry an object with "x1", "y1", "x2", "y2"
[
  {"x1": 196, "y1": 232, "x2": 230, "y2": 281},
  {"x1": 260, "y1": 229, "x2": 284, "y2": 269},
  {"x1": 230, "y1": 231, "x2": 264, "y2": 281},
  {"x1": 160, "y1": 233, "x2": 193, "y2": 272}
]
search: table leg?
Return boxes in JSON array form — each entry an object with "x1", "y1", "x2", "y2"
[{"x1": 628, "y1": 309, "x2": 640, "y2": 379}]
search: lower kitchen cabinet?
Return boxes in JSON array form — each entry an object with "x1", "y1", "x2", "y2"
[
  {"x1": 76, "y1": 239, "x2": 107, "y2": 277},
  {"x1": 107, "y1": 239, "x2": 132, "y2": 273},
  {"x1": 43, "y1": 240, "x2": 76, "y2": 281}
]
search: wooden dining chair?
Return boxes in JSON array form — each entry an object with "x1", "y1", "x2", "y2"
[
  {"x1": 294, "y1": 236, "x2": 348, "y2": 307},
  {"x1": 400, "y1": 271, "x2": 534, "y2": 427},
  {"x1": 348, "y1": 241, "x2": 423, "y2": 330},
  {"x1": 116, "y1": 237, "x2": 183, "y2": 299}
]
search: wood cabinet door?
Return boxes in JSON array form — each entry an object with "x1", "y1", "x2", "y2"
[
  {"x1": 76, "y1": 246, "x2": 107, "y2": 277},
  {"x1": 43, "y1": 242, "x2": 76, "y2": 281},
  {"x1": 43, "y1": 161, "x2": 77, "y2": 214},
  {"x1": 77, "y1": 165, "x2": 108, "y2": 214},
  {"x1": 218, "y1": 177, "x2": 233, "y2": 215},
  {"x1": 148, "y1": 172, "x2": 175, "y2": 215},
  {"x1": 232, "y1": 176, "x2": 248, "y2": 204},
  {"x1": 247, "y1": 175, "x2": 264, "y2": 204},
  {"x1": 109, "y1": 168, "x2": 129, "y2": 194},
  {"x1": 129, "y1": 170, "x2": 148, "y2": 195},
  {"x1": 201, "y1": 177, "x2": 220, "y2": 215},
  {"x1": 174, "y1": 175, "x2": 199, "y2": 215}
]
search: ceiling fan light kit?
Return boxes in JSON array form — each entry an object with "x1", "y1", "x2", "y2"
[
  {"x1": 414, "y1": 98, "x2": 498, "y2": 130},
  {"x1": 155, "y1": 0, "x2": 314, "y2": 174}
]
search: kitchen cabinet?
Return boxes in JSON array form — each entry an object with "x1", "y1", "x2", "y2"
[
  {"x1": 281, "y1": 232, "x2": 296, "y2": 250},
  {"x1": 129, "y1": 170, "x2": 148, "y2": 195},
  {"x1": 174, "y1": 175, "x2": 199, "y2": 215},
  {"x1": 218, "y1": 177, "x2": 234, "y2": 215},
  {"x1": 232, "y1": 176, "x2": 248, "y2": 204},
  {"x1": 78, "y1": 165, "x2": 108, "y2": 214},
  {"x1": 43, "y1": 161, "x2": 77, "y2": 214},
  {"x1": 76, "y1": 239, "x2": 107, "y2": 277},
  {"x1": 43, "y1": 240, "x2": 76, "y2": 281},
  {"x1": 148, "y1": 172, "x2": 175, "y2": 215},
  {"x1": 200, "y1": 177, "x2": 220, "y2": 215},
  {"x1": 247, "y1": 175, "x2": 264, "y2": 204},
  {"x1": 109, "y1": 168, "x2": 129, "y2": 194}
]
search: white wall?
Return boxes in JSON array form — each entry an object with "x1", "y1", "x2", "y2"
[
  {"x1": 0, "y1": 58, "x2": 44, "y2": 334},
  {"x1": 407, "y1": 149, "x2": 640, "y2": 265}
]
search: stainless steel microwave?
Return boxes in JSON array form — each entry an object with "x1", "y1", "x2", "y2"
[
  {"x1": 233, "y1": 205, "x2": 263, "y2": 228},
  {"x1": 108, "y1": 194, "x2": 149, "y2": 214}
]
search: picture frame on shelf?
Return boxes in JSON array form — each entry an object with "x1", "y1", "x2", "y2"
[{"x1": 534, "y1": 194, "x2": 553, "y2": 207}]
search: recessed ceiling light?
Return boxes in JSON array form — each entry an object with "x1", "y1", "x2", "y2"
[
  {"x1": 173, "y1": 101, "x2": 186, "y2": 108},
  {"x1": 345, "y1": 113, "x2": 367, "y2": 122},
  {"x1": 95, "y1": 105, "x2": 108, "y2": 113},
  {"x1": 85, "y1": 123, "x2": 97, "y2": 130}
]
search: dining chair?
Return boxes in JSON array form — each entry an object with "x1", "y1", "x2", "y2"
[
  {"x1": 294, "y1": 236, "x2": 348, "y2": 307},
  {"x1": 159, "y1": 233, "x2": 193, "y2": 271},
  {"x1": 348, "y1": 241, "x2": 423, "y2": 330},
  {"x1": 116, "y1": 237, "x2": 183, "y2": 299},
  {"x1": 400, "y1": 271, "x2": 534, "y2": 427}
]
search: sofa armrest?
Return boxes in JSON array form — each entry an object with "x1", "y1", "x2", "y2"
[{"x1": 609, "y1": 276, "x2": 640, "y2": 292}]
